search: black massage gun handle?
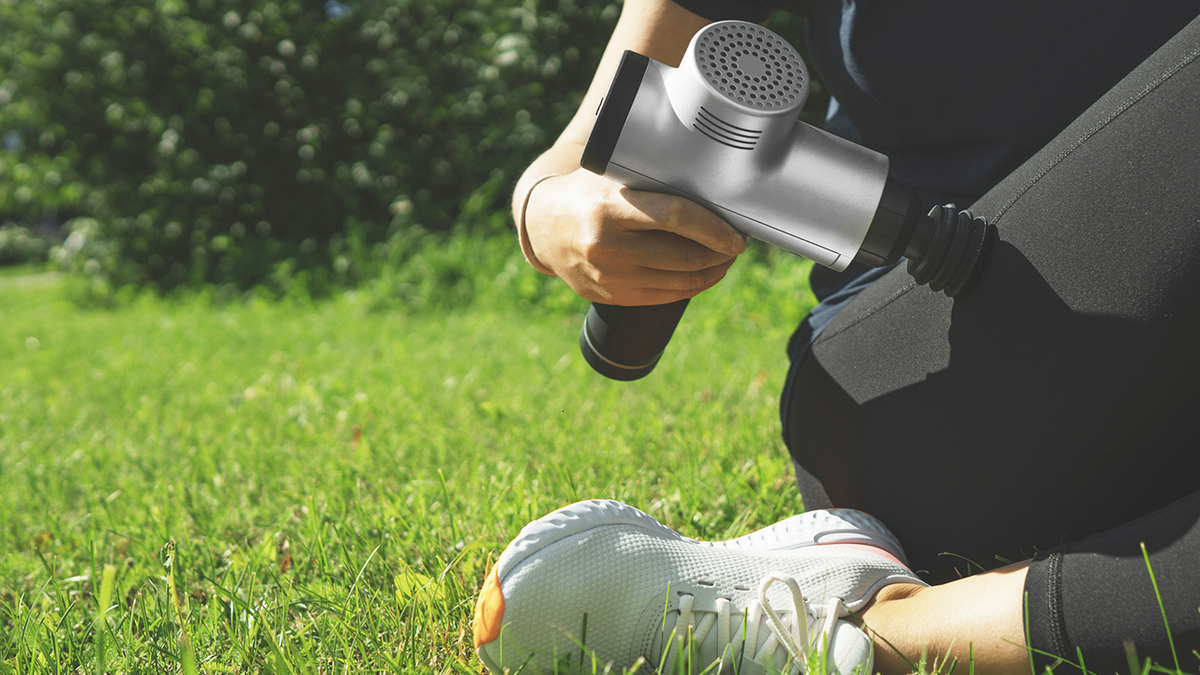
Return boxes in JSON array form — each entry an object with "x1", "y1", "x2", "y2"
[{"x1": 579, "y1": 299, "x2": 690, "y2": 381}]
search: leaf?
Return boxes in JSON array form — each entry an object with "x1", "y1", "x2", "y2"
[{"x1": 394, "y1": 565, "x2": 445, "y2": 610}]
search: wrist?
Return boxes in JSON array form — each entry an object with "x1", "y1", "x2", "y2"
[{"x1": 516, "y1": 173, "x2": 561, "y2": 276}]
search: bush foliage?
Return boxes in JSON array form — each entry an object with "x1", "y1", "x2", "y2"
[
  {"x1": 0, "y1": 0, "x2": 821, "y2": 297},
  {"x1": 0, "y1": 222, "x2": 59, "y2": 265},
  {"x1": 0, "y1": 0, "x2": 618, "y2": 292}
]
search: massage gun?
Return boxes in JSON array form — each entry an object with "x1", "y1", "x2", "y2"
[{"x1": 577, "y1": 20, "x2": 991, "y2": 380}]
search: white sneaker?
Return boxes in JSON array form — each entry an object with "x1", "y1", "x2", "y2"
[{"x1": 474, "y1": 500, "x2": 925, "y2": 675}]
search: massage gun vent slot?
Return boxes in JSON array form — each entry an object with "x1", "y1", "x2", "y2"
[
  {"x1": 696, "y1": 22, "x2": 805, "y2": 110},
  {"x1": 693, "y1": 106, "x2": 760, "y2": 150}
]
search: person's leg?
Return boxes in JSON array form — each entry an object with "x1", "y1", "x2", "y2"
[
  {"x1": 782, "y1": 261, "x2": 897, "y2": 513},
  {"x1": 852, "y1": 490, "x2": 1200, "y2": 675},
  {"x1": 1025, "y1": 489, "x2": 1200, "y2": 674},
  {"x1": 782, "y1": 16, "x2": 1200, "y2": 670},
  {"x1": 783, "y1": 11, "x2": 1200, "y2": 584}
]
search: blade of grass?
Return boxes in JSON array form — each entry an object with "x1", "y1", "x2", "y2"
[
  {"x1": 1140, "y1": 543, "x2": 1180, "y2": 673},
  {"x1": 94, "y1": 564, "x2": 116, "y2": 675}
]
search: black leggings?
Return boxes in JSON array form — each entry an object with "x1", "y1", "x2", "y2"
[{"x1": 783, "y1": 15, "x2": 1200, "y2": 674}]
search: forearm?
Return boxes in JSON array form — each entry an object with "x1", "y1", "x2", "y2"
[
  {"x1": 860, "y1": 561, "x2": 1031, "y2": 675},
  {"x1": 510, "y1": 0, "x2": 712, "y2": 236},
  {"x1": 507, "y1": 0, "x2": 746, "y2": 303}
]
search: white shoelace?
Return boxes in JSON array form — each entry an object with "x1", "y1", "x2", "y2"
[{"x1": 663, "y1": 572, "x2": 846, "y2": 674}]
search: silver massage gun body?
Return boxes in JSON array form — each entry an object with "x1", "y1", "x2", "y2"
[{"x1": 577, "y1": 21, "x2": 991, "y2": 380}]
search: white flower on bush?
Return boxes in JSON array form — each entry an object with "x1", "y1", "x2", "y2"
[
  {"x1": 158, "y1": 129, "x2": 180, "y2": 156},
  {"x1": 63, "y1": 228, "x2": 88, "y2": 253},
  {"x1": 53, "y1": 218, "x2": 116, "y2": 277},
  {"x1": 105, "y1": 103, "x2": 124, "y2": 125},
  {"x1": 492, "y1": 33, "x2": 531, "y2": 68}
]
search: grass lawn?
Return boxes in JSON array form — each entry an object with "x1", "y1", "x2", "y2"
[{"x1": 0, "y1": 246, "x2": 818, "y2": 673}]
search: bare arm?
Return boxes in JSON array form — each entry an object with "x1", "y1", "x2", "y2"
[
  {"x1": 860, "y1": 560, "x2": 1032, "y2": 675},
  {"x1": 512, "y1": 0, "x2": 747, "y2": 306}
]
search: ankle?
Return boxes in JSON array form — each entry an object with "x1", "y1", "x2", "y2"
[{"x1": 853, "y1": 583, "x2": 930, "y2": 675}]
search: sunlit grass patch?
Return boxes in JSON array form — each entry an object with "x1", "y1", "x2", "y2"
[{"x1": 0, "y1": 245, "x2": 814, "y2": 673}]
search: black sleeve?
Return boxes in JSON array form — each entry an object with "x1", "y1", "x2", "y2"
[
  {"x1": 669, "y1": 0, "x2": 773, "y2": 23},
  {"x1": 1025, "y1": 491, "x2": 1200, "y2": 675}
]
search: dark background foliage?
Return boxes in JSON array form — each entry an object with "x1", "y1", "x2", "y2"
[{"x1": 0, "y1": 0, "x2": 819, "y2": 296}]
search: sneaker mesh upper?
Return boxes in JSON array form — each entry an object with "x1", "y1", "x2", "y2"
[{"x1": 483, "y1": 502, "x2": 922, "y2": 674}]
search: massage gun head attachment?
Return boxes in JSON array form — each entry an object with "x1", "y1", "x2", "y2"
[
  {"x1": 906, "y1": 204, "x2": 992, "y2": 296},
  {"x1": 856, "y1": 178, "x2": 991, "y2": 298}
]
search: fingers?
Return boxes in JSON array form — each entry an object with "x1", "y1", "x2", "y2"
[
  {"x1": 617, "y1": 187, "x2": 747, "y2": 259},
  {"x1": 570, "y1": 231, "x2": 737, "y2": 305},
  {"x1": 521, "y1": 169, "x2": 747, "y2": 305},
  {"x1": 579, "y1": 225, "x2": 736, "y2": 275},
  {"x1": 593, "y1": 254, "x2": 737, "y2": 306},
  {"x1": 579, "y1": 179, "x2": 744, "y2": 274}
]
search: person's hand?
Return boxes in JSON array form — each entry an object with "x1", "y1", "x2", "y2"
[{"x1": 523, "y1": 169, "x2": 747, "y2": 306}]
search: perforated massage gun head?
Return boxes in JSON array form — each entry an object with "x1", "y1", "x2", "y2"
[
  {"x1": 577, "y1": 21, "x2": 992, "y2": 381},
  {"x1": 675, "y1": 22, "x2": 811, "y2": 144}
]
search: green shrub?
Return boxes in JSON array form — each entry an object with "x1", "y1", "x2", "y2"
[
  {"x1": 0, "y1": 0, "x2": 825, "y2": 298},
  {"x1": 0, "y1": 222, "x2": 60, "y2": 265},
  {"x1": 0, "y1": 0, "x2": 618, "y2": 292}
]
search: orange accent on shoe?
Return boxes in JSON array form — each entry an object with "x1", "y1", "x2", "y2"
[{"x1": 473, "y1": 566, "x2": 506, "y2": 648}]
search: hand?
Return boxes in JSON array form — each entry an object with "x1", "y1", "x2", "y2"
[{"x1": 523, "y1": 169, "x2": 747, "y2": 306}]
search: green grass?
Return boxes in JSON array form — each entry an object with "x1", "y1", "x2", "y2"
[
  {"x1": 0, "y1": 239, "x2": 818, "y2": 673},
  {"x1": 3, "y1": 240, "x2": 1193, "y2": 675}
]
